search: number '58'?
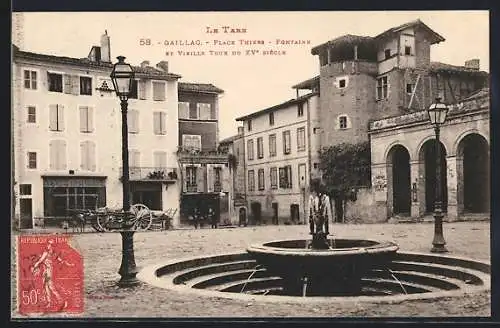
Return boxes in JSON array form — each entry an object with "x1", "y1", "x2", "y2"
[{"x1": 139, "y1": 39, "x2": 151, "y2": 46}]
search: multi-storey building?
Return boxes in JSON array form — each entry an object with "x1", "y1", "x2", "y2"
[
  {"x1": 219, "y1": 126, "x2": 247, "y2": 224},
  {"x1": 176, "y1": 83, "x2": 232, "y2": 225},
  {"x1": 237, "y1": 19, "x2": 489, "y2": 224},
  {"x1": 12, "y1": 32, "x2": 182, "y2": 228},
  {"x1": 235, "y1": 93, "x2": 319, "y2": 224},
  {"x1": 294, "y1": 19, "x2": 489, "y2": 222}
]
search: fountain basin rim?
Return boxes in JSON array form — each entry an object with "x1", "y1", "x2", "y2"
[
  {"x1": 137, "y1": 251, "x2": 490, "y2": 305},
  {"x1": 247, "y1": 239, "x2": 399, "y2": 256}
]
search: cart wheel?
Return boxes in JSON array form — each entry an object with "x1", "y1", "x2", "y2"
[{"x1": 130, "y1": 204, "x2": 153, "y2": 231}]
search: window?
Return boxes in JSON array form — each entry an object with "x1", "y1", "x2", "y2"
[
  {"x1": 258, "y1": 169, "x2": 265, "y2": 190},
  {"x1": 48, "y1": 72, "x2": 63, "y2": 92},
  {"x1": 152, "y1": 82, "x2": 166, "y2": 101},
  {"x1": 189, "y1": 103, "x2": 199, "y2": 119},
  {"x1": 49, "y1": 140, "x2": 67, "y2": 170},
  {"x1": 270, "y1": 167, "x2": 278, "y2": 189},
  {"x1": 247, "y1": 120, "x2": 252, "y2": 131},
  {"x1": 186, "y1": 166, "x2": 197, "y2": 190},
  {"x1": 197, "y1": 103, "x2": 212, "y2": 120},
  {"x1": 153, "y1": 151, "x2": 167, "y2": 168},
  {"x1": 384, "y1": 49, "x2": 391, "y2": 60},
  {"x1": 128, "y1": 110, "x2": 140, "y2": 133},
  {"x1": 339, "y1": 115, "x2": 348, "y2": 129},
  {"x1": 257, "y1": 137, "x2": 264, "y2": 159},
  {"x1": 297, "y1": 127, "x2": 306, "y2": 151},
  {"x1": 80, "y1": 141, "x2": 96, "y2": 171},
  {"x1": 248, "y1": 170, "x2": 255, "y2": 191},
  {"x1": 313, "y1": 163, "x2": 319, "y2": 169},
  {"x1": 178, "y1": 102, "x2": 190, "y2": 119},
  {"x1": 49, "y1": 104, "x2": 64, "y2": 131},
  {"x1": 269, "y1": 112, "x2": 274, "y2": 126},
  {"x1": 27, "y1": 152, "x2": 37, "y2": 169},
  {"x1": 376, "y1": 76, "x2": 389, "y2": 100},
  {"x1": 404, "y1": 46, "x2": 412, "y2": 56},
  {"x1": 182, "y1": 135, "x2": 202, "y2": 151},
  {"x1": 80, "y1": 76, "x2": 92, "y2": 95},
  {"x1": 283, "y1": 130, "x2": 291, "y2": 155},
  {"x1": 27, "y1": 106, "x2": 36, "y2": 123},
  {"x1": 279, "y1": 165, "x2": 292, "y2": 189},
  {"x1": 406, "y1": 83, "x2": 413, "y2": 94},
  {"x1": 79, "y1": 106, "x2": 94, "y2": 133},
  {"x1": 247, "y1": 139, "x2": 254, "y2": 160},
  {"x1": 313, "y1": 127, "x2": 319, "y2": 134},
  {"x1": 338, "y1": 79, "x2": 346, "y2": 88},
  {"x1": 24, "y1": 70, "x2": 37, "y2": 90},
  {"x1": 269, "y1": 134, "x2": 276, "y2": 157},
  {"x1": 20, "y1": 184, "x2": 32, "y2": 195},
  {"x1": 129, "y1": 150, "x2": 141, "y2": 167},
  {"x1": 129, "y1": 80, "x2": 138, "y2": 99},
  {"x1": 153, "y1": 111, "x2": 167, "y2": 135},
  {"x1": 43, "y1": 186, "x2": 106, "y2": 217},
  {"x1": 297, "y1": 103, "x2": 304, "y2": 117}
]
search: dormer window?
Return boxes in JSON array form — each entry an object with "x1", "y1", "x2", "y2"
[{"x1": 384, "y1": 49, "x2": 391, "y2": 60}]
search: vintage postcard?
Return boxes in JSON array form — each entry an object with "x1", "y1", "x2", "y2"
[{"x1": 11, "y1": 11, "x2": 490, "y2": 319}]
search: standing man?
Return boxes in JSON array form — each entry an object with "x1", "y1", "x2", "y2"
[{"x1": 318, "y1": 187, "x2": 333, "y2": 235}]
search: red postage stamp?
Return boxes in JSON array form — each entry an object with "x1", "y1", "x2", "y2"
[{"x1": 17, "y1": 235, "x2": 83, "y2": 315}]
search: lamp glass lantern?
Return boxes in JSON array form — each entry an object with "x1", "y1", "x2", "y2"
[
  {"x1": 110, "y1": 56, "x2": 135, "y2": 98},
  {"x1": 427, "y1": 98, "x2": 449, "y2": 125}
]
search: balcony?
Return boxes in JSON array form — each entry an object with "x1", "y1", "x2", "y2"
[
  {"x1": 177, "y1": 146, "x2": 229, "y2": 164},
  {"x1": 213, "y1": 182, "x2": 222, "y2": 192},
  {"x1": 120, "y1": 167, "x2": 178, "y2": 183}
]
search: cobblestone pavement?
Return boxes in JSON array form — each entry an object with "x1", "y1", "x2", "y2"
[{"x1": 11, "y1": 221, "x2": 490, "y2": 318}]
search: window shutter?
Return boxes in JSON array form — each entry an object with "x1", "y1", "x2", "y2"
[
  {"x1": 153, "y1": 82, "x2": 165, "y2": 101},
  {"x1": 71, "y1": 75, "x2": 79, "y2": 95},
  {"x1": 207, "y1": 167, "x2": 214, "y2": 192},
  {"x1": 49, "y1": 141, "x2": 55, "y2": 170},
  {"x1": 80, "y1": 107, "x2": 87, "y2": 132},
  {"x1": 59, "y1": 140, "x2": 67, "y2": 170},
  {"x1": 153, "y1": 112, "x2": 161, "y2": 134},
  {"x1": 178, "y1": 102, "x2": 189, "y2": 119},
  {"x1": 89, "y1": 141, "x2": 96, "y2": 171},
  {"x1": 134, "y1": 111, "x2": 139, "y2": 133},
  {"x1": 63, "y1": 74, "x2": 72, "y2": 94},
  {"x1": 138, "y1": 80, "x2": 147, "y2": 100},
  {"x1": 196, "y1": 167, "x2": 204, "y2": 192},
  {"x1": 80, "y1": 141, "x2": 87, "y2": 169},
  {"x1": 58, "y1": 105, "x2": 65, "y2": 131},
  {"x1": 161, "y1": 112, "x2": 166, "y2": 134},
  {"x1": 49, "y1": 104, "x2": 58, "y2": 130},
  {"x1": 88, "y1": 107, "x2": 94, "y2": 132}
]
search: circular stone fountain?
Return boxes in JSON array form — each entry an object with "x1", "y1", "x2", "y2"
[
  {"x1": 246, "y1": 238, "x2": 399, "y2": 296},
  {"x1": 138, "y1": 231, "x2": 490, "y2": 303}
]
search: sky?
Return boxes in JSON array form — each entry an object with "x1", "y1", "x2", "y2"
[{"x1": 14, "y1": 11, "x2": 489, "y2": 139}]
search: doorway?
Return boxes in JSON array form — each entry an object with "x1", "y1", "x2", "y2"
[
  {"x1": 421, "y1": 139, "x2": 448, "y2": 213},
  {"x1": 390, "y1": 145, "x2": 411, "y2": 215},
  {"x1": 272, "y1": 202, "x2": 278, "y2": 225},
  {"x1": 20, "y1": 198, "x2": 33, "y2": 229},
  {"x1": 250, "y1": 202, "x2": 262, "y2": 225},
  {"x1": 290, "y1": 204, "x2": 300, "y2": 223}
]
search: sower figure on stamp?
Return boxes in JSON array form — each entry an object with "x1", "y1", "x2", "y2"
[{"x1": 32, "y1": 239, "x2": 74, "y2": 311}]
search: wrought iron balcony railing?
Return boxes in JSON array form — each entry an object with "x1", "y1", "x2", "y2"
[
  {"x1": 213, "y1": 182, "x2": 222, "y2": 192},
  {"x1": 177, "y1": 146, "x2": 229, "y2": 164},
  {"x1": 186, "y1": 184, "x2": 198, "y2": 192},
  {"x1": 120, "y1": 167, "x2": 178, "y2": 181}
]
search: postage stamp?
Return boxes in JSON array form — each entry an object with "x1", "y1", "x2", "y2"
[{"x1": 17, "y1": 235, "x2": 83, "y2": 315}]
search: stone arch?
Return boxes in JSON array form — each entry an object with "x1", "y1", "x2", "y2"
[
  {"x1": 453, "y1": 129, "x2": 489, "y2": 157},
  {"x1": 415, "y1": 134, "x2": 450, "y2": 163},
  {"x1": 455, "y1": 132, "x2": 490, "y2": 214},
  {"x1": 418, "y1": 138, "x2": 448, "y2": 214},
  {"x1": 382, "y1": 140, "x2": 412, "y2": 164},
  {"x1": 386, "y1": 144, "x2": 411, "y2": 217}
]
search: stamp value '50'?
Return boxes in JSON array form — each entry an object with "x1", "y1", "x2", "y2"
[{"x1": 17, "y1": 235, "x2": 83, "y2": 315}]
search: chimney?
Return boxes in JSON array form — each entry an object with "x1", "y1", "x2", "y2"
[
  {"x1": 465, "y1": 59, "x2": 480, "y2": 71},
  {"x1": 156, "y1": 61, "x2": 169, "y2": 72},
  {"x1": 237, "y1": 126, "x2": 244, "y2": 136},
  {"x1": 100, "y1": 30, "x2": 111, "y2": 63},
  {"x1": 140, "y1": 60, "x2": 150, "y2": 68}
]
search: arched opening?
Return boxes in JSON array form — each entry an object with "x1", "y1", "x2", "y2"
[
  {"x1": 420, "y1": 139, "x2": 447, "y2": 213},
  {"x1": 387, "y1": 145, "x2": 411, "y2": 216},
  {"x1": 250, "y1": 202, "x2": 262, "y2": 225},
  {"x1": 458, "y1": 133, "x2": 490, "y2": 213}
]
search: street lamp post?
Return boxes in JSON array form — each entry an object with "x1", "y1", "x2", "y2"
[
  {"x1": 427, "y1": 97, "x2": 449, "y2": 253},
  {"x1": 110, "y1": 56, "x2": 140, "y2": 286}
]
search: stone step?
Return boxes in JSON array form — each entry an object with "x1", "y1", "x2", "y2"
[
  {"x1": 190, "y1": 269, "x2": 268, "y2": 289},
  {"x1": 171, "y1": 260, "x2": 257, "y2": 285}
]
